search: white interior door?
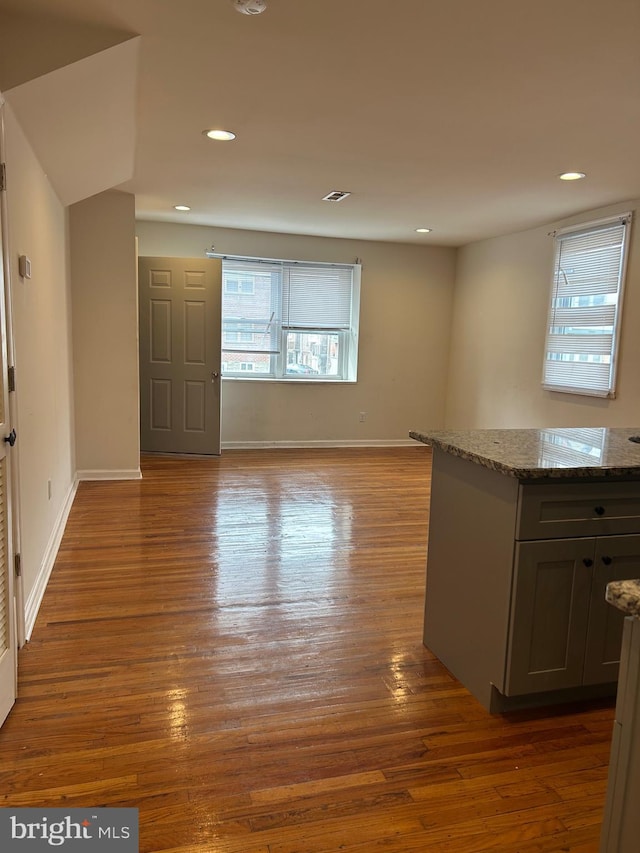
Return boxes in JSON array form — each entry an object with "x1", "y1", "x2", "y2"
[
  {"x1": 0, "y1": 99, "x2": 16, "y2": 727},
  {"x1": 139, "y1": 256, "x2": 222, "y2": 455}
]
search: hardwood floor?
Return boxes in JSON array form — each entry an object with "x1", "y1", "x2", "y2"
[{"x1": 0, "y1": 447, "x2": 614, "y2": 852}]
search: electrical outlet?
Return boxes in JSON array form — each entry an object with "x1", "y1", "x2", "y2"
[{"x1": 359, "y1": 411, "x2": 366, "y2": 422}]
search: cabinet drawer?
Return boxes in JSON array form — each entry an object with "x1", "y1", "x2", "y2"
[{"x1": 517, "y1": 482, "x2": 640, "y2": 540}]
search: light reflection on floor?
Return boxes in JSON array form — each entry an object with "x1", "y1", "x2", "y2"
[{"x1": 211, "y1": 475, "x2": 353, "y2": 605}]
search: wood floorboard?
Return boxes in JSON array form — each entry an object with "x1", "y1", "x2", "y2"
[{"x1": 0, "y1": 447, "x2": 615, "y2": 852}]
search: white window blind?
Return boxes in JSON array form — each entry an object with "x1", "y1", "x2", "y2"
[
  {"x1": 282, "y1": 266, "x2": 353, "y2": 330},
  {"x1": 542, "y1": 213, "x2": 632, "y2": 397}
]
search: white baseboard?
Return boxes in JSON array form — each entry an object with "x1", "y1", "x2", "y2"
[
  {"x1": 77, "y1": 469, "x2": 142, "y2": 481},
  {"x1": 221, "y1": 439, "x2": 418, "y2": 450},
  {"x1": 24, "y1": 477, "x2": 79, "y2": 641}
]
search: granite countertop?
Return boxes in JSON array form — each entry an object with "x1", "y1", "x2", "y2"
[
  {"x1": 409, "y1": 427, "x2": 640, "y2": 480},
  {"x1": 606, "y1": 580, "x2": 640, "y2": 618}
]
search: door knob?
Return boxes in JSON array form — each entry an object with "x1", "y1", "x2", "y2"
[
  {"x1": 3, "y1": 428, "x2": 16, "y2": 446},
  {"x1": 211, "y1": 372, "x2": 220, "y2": 382}
]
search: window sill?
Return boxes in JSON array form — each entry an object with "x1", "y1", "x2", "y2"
[
  {"x1": 543, "y1": 384, "x2": 616, "y2": 399},
  {"x1": 222, "y1": 377, "x2": 357, "y2": 385}
]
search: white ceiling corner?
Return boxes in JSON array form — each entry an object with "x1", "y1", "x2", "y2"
[
  {"x1": 5, "y1": 36, "x2": 139, "y2": 206},
  {"x1": 1, "y1": 0, "x2": 639, "y2": 245}
]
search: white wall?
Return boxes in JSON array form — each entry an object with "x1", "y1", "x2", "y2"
[
  {"x1": 69, "y1": 190, "x2": 140, "y2": 477},
  {"x1": 445, "y1": 199, "x2": 640, "y2": 428},
  {"x1": 136, "y1": 221, "x2": 457, "y2": 446},
  {"x1": 4, "y1": 103, "x2": 76, "y2": 632}
]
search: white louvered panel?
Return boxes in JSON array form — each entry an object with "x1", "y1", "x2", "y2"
[
  {"x1": 550, "y1": 304, "x2": 616, "y2": 327},
  {"x1": 546, "y1": 333, "x2": 613, "y2": 356},
  {"x1": 552, "y1": 269, "x2": 621, "y2": 299},
  {"x1": 543, "y1": 359, "x2": 612, "y2": 394},
  {"x1": 544, "y1": 360, "x2": 611, "y2": 384},
  {"x1": 555, "y1": 226, "x2": 626, "y2": 299},
  {"x1": 0, "y1": 457, "x2": 6, "y2": 655},
  {"x1": 283, "y1": 267, "x2": 352, "y2": 329}
]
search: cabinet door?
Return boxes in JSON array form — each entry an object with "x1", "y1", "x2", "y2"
[
  {"x1": 505, "y1": 539, "x2": 593, "y2": 696},
  {"x1": 583, "y1": 535, "x2": 640, "y2": 685},
  {"x1": 600, "y1": 617, "x2": 640, "y2": 852}
]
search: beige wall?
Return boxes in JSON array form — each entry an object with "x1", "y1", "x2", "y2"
[
  {"x1": 445, "y1": 199, "x2": 640, "y2": 428},
  {"x1": 0, "y1": 9, "x2": 134, "y2": 91},
  {"x1": 4, "y1": 102, "x2": 75, "y2": 629},
  {"x1": 69, "y1": 190, "x2": 140, "y2": 476},
  {"x1": 136, "y1": 221, "x2": 457, "y2": 445}
]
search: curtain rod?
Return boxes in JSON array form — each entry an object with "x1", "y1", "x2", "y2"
[
  {"x1": 548, "y1": 211, "x2": 632, "y2": 238},
  {"x1": 205, "y1": 250, "x2": 361, "y2": 268}
]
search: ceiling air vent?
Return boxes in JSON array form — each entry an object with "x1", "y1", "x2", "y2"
[{"x1": 322, "y1": 190, "x2": 351, "y2": 202}]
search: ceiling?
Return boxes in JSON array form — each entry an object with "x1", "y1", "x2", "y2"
[
  {"x1": 1, "y1": 0, "x2": 639, "y2": 246},
  {"x1": 4, "y1": 38, "x2": 139, "y2": 206}
]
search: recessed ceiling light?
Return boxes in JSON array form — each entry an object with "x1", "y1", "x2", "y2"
[
  {"x1": 203, "y1": 129, "x2": 236, "y2": 141},
  {"x1": 231, "y1": 0, "x2": 267, "y2": 13},
  {"x1": 559, "y1": 171, "x2": 586, "y2": 181},
  {"x1": 415, "y1": 228, "x2": 432, "y2": 233},
  {"x1": 174, "y1": 205, "x2": 191, "y2": 212}
]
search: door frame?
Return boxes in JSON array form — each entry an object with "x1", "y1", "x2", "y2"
[
  {"x1": 0, "y1": 94, "x2": 21, "y2": 729},
  {"x1": 0, "y1": 100, "x2": 23, "y2": 647}
]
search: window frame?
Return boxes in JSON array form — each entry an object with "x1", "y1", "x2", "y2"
[
  {"x1": 541, "y1": 212, "x2": 633, "y2": 398},
  {"x1": 218, "y1": 255, "x2": 361, "y2": 383}
]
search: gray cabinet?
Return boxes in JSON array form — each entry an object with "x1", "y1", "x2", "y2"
[
  {"x1": 585, "y1": 537, "x2": 640, "y2": 684},
  {"x1": 516, "y1": 480, "x2": 640, "y2": 540},
  {"x1": 506, "y1": 539, "x2": 591, "y2": 696},
  {"x1": 506, "y1": 536, "x2": 640, "y2": 696},
  {"x1": 422, "y1": 448, "x2": 640, "y2": 711}
]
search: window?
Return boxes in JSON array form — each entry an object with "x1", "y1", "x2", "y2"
[
  {"x1": 542, "y1": 213, "x2": 632, "y2": 397},
  {"x1": 220, "y1": 256, "x2": 360, "y2": 381},
  {"x1": 225, "y1": 278, "x2": 255, "y2": 295}
]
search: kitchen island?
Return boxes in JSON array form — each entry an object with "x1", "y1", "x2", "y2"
[{"x1": 410, "y1": 427, "x2": 640, "y2": 712}]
